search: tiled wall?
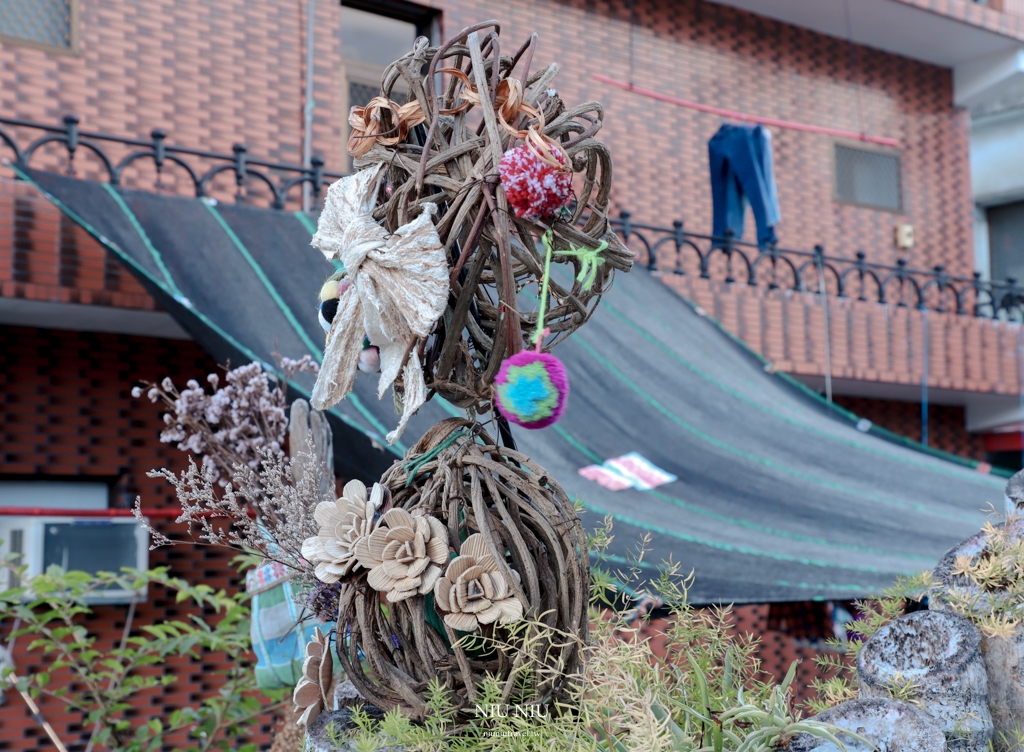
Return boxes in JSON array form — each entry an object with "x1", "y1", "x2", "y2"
[
  {"x1": 896, "y1": 0, "x2": 1024, "y2": 33},
  {"x1": 832, "y1": 395, "x2": 988, "y2": 462},
  {"x1": 0, "y1": 177, "x2": 153, "y2": 308}
]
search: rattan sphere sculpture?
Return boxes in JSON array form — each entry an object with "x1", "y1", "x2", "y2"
[
  {"x1": 344, "y1": 22, "x2": 632, "y2": 411},
  {"x1": 329, "y1": 419, "x2": 589, "y2": 719}
]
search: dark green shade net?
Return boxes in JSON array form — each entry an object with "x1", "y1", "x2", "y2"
[{"x1": 25, "y1": 169, "x2": 1005, "y2": 605}]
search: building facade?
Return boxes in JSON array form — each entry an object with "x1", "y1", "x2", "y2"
[{"x1": 2, "y1": 0, "x2": 1023, "y2": 748}]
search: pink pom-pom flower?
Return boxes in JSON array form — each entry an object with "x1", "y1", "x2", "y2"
[
  {"x1": 494, "y1": 351, "x2": 569, "y2": 429},
  {"x1": 498, "y1": 143, "x2": 572, "y2": 220}
]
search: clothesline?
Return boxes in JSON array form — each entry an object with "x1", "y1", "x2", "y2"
[{"x1": 592, "y1": 74, "x2": 900, "y2": 148}]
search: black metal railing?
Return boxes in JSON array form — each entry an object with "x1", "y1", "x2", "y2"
[
  {"x1": 3, "y1": 115, "x2": 1024, "y2": 320},
  {"x1": 0, "y1": 114, "x2": 342, "y2": 209},
  {"x1": 611, "y1": 212, "x2": 1024, "y2": 321}
]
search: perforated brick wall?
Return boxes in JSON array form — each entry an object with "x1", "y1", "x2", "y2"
[
  {"x1": 0, "y1": 325, "x2": 275, "y2": 751},
  {"x1": 637, "y1": 605, "x2": 848, "y2": 707},
  {"x1": 0, "y1": 177, "x2": 153, "y2": 308},
  {"x1": 832, "y1": 395, "x2": 988, "y2": 463},
  {"x1": 660, "y1": 272, "x2": 1024, "y2": 397}
]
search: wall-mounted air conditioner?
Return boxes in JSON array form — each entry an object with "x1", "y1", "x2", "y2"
[{"x1": 0, "y1": 516, "x2": 149, "y2": 604}]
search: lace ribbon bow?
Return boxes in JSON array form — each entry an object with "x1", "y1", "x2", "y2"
[{"x1": 310, "y1": 164, "x2": 448, "y2": 443}]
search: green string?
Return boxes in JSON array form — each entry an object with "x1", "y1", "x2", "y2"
[
  {"x1": 402, "y1": 427, "x2": 468, "y2": 486},
  {"x1": 555, "y1": 238, "x2": 608, "y2": 291},
  {"x1": 533, "y1": 229, "x2": 555, "y2": 349},
  {"x1": 101, "y1": 183, "x2": 184, "y2": 300}
]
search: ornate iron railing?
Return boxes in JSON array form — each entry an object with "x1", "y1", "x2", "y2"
[
  {"x1": 0, "y1": 114, "x2": 342, "y2": 209},
  {"x1": 3, "y1": 115, "x2": 1023, "y2": 319},
  {"x1": 611, "y1": 212, "x2": 1024, "y2": 321}
]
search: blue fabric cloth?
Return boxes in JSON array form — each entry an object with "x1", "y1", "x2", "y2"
[
  {"x1": 246, "y1": 556, "x2": 331, "y2": 690},
  {"x1": 708, "y1": 123, "x2": 781, "y2": 249}
]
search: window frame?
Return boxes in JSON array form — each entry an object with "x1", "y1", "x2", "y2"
[
  {"x1": 0, "y1": 0, "x2": 80, "y2": 56},
  {"x1": 338, "y1": 1, "x2": 439, "y2": 170},
  {"x1": 340, "y1": 0, "x2": 438, "y2": 39},
  {"x1": 832, "y1": 140, "x2": 904, "y2": 214},
  {"x1": 0, "y1": 479, "x2": 110, "y2": 510}
]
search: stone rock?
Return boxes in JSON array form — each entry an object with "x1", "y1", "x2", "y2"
[
  {"x1": 858, "y1": 611, "x2": 992, "y2": 752},
  {"x1": 932, "y1": 512, "x2": 1024, "y2": 751},
  {"x1": 1004, "y1": 469, "x2": 1024, "y2": 518},
  {"x1": 334, "y1": 679, "x2": 365, "y2": 709},
  {"x1": 789, "y1": 698, "x2": 946, "y2": 751},
  {"x1": 983, "y1": 626, "x2": 1024, "y2": 752},
  {"x1": 304, "y1": 706, "x2": 395, "y2": 752}
]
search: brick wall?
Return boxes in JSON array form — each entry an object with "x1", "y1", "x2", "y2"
[
  {"x1": 437, "y1": 0, "x2": 974, "y2": 272},
  {"x1": 0, "y1": 0, "x2": 975, "y2": 275},
  {"x1": 832, "y1": 395, "x2": 988, "y2": 462},
  {"x1": 0, "y1": 178, "x2": 154, "y2": 308},
  {"x1": 660, "y1": 272, "x2": 1024, "y2": 396},
  {"x1": 896, "y1": 0, "x2": 1024, "y2": 34},
  {"x1": 0, "y1": 326, "x2": 275, "y2": 752}
]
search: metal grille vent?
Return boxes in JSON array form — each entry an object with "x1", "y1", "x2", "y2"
[
  {"x1": 0, "y1": 0, "x2": 72, "y2": 47},
  {"x1": 349, "y1": 82, "x2": 380, "y2": 110},
  {"x1": 8, "y1": 529, "x2": 23, "y2": 590},
  {"x1": 348, "y1": 81, "x2": 408, "y2": 109},
  {"x1": 835, "y1": 145, "x2": 902, "y2": 211}
]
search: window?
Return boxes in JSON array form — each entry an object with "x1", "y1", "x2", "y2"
[
  {"x1": 0, "y1": 481, "x2": 148, "y2": 603},
  {"x1": 340, "y1": 5, "x2": 420, "y2": 110},
  {"x1": 0, "y1": 0, "x2": 75, "y2": 51},
  {"x1": 340, "y1": 1, "x2": 437, "y2": 165},
  {"x1": 834, "y1": 145, "x2": 902, "y2": 211},
  {"x1": 987, "y1": 200, "x2": 1024, "y2": 283},
  {"x1": 0, "y1": 480, "x2": 108, "y2": 510},
  {"x1": 0, "y1": 517, "x2": 148, "y2": 602}
]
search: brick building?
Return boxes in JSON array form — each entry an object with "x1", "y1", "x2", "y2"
[{"x1": 2, "y1": 0, "x2": 1023, "y2": 749}]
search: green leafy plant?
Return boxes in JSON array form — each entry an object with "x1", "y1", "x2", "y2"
[
  {"x1": 322, "y1": 518, "x2": 863, "y2": 751},
  {"x1": 0, "y1": 558, "x2": 286, "y2": 752},
  {"x1": 943, "y1": 511, "x2": 1024, "y2": 639}
]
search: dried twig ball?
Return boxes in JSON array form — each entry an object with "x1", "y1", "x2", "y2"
[
  {"x1": 330, "y1": 418, "x2": 588, "y2": 719},
  {"x1": 339, "y1": 23, "x2": 632, "y2": 413}
]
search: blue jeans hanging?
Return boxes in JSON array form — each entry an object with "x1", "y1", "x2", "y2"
[{"x1": 708, "y1": 124, "x2": 780, "y2": 249}]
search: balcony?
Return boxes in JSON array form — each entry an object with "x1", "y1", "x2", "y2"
[
  {"x1": 618, "y1": 215, "x2": 1024, "y2": 430},
  {"x1": 3, "y1": 113, "x2": 1023, "y2": 433}
]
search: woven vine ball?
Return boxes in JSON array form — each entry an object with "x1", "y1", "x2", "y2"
[
  {"x1": 346, "y1": 21, "x2": 633, "y2": 411},
  {"x1": 331, "y1": 418, "x2": 589, "y2": 720}
]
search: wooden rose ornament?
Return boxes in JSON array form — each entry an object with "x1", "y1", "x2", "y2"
[{"x1": 309, "y1": 163, "x2": 448, "y2": 443}]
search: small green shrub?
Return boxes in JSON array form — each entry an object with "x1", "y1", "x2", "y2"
[
  {"x1": 326, "y1": 518, "x2": 865, "y2": 751},
  {"x1": 1, "y1": 557, "x2": 286, "y2": 752}
]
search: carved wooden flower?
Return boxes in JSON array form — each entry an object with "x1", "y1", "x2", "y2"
[
  {"x1": 302, "y1": 479, "x2": 383, "y2": 583},
  {"x1": 434, "y1": 533, "x2": 524, "y2": 632},
  {"x1": 293, "y1": 627, "x2": 334, "y2": 727},
  {"x1": 355, "y1": 508, "x2": 449, "y2": 602}
]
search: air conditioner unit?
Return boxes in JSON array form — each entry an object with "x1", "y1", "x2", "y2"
[{"x1": 0, "y1": 516, "x2": 149, "y2": 604}]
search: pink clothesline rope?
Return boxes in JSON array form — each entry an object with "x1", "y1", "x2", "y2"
[{"x1": 591, "y1": 74, "x2": 900, "y2": 148}]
